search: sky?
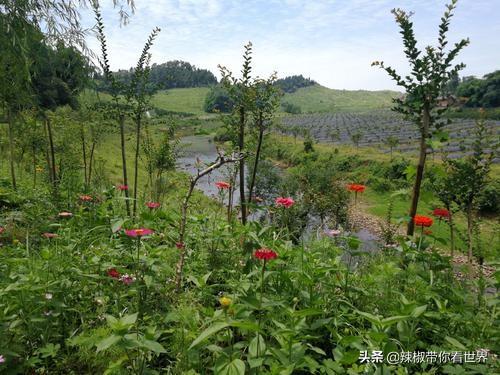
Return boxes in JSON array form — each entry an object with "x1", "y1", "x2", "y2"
[{"x1": 81, "y1": 0, "x2": 500, "y2": 91}]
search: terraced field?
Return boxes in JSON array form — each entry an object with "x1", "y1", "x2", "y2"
[{"x1": 280, "y1": 110, "x2": 500, "y2": 161}]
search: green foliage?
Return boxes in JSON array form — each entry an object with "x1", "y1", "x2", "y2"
[
  {"x1": 274, "y1": 74, "x2": 316, "y2": 93},
  {"x1": 204, "y1": 85, "x2": 234, "y2": 113},
  {"x1": 281, "y1": 101, "x2": 302, "y2": 114},
  {"x1": 455, "y1": 70, "x2": 500, "y2": 108}
]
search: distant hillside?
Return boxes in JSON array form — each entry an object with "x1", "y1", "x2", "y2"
[
  {"x1": 282, "y1": 85, "x2": 400, "y2": 113},
  {"x1": 275, "y1": 75, "x2": 316, "y2": 93},
  {"x1": 147, "y1": 85, "x2": 400, "y2": 116}
]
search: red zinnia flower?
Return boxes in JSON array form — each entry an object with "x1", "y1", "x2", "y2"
[
  {"x1": 413, "y1": 215, "x2": 433, "y2": 227},
  {"x1": 58, "y1": 211, "x2": 73, "y2": 218},
  {"x1": 215, "y1": 181, "x2": 231, "y2": 190},
  {"x1": 79, "y1": 195, "x2": 93, "y2": 202},
  {"x1": 107, "y1": 268, "x2": 120, "y2": 279},
  {"x1": 275, "y1": 197, "x2": 295, "y2": 208},
  {"x1": 117, "y1": 185, "x2": 129, "y2": 191},
  {"x1": 175, "y1": 242, "x2": 185, "y2": 249},
  {"x1": 254, "y1": 248, "x2": 278, "y2": 261},
  {"x1": 433, "y1": 208, "x2": 450, "y2": 219},
  {"x1": 347, "y1": 184, "x2": 366, "y2": 193},
  {"x1": 125, "y1": 228, "x2": 154, "y2": 237},
  {"x1": 42, "y1": 232, "x2": 58, "y2": 239},
  {"x1": 146, "y1": 202, "x2": 160, "y2": 209}
]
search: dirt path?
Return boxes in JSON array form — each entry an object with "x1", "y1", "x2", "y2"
[{"x1": 348, "y1": 204, "x2": 496, "y2": 280}]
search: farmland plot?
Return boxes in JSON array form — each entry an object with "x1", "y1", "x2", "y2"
[{"x1": 280, "y1": 110, "x2": 500, "y2": 161}]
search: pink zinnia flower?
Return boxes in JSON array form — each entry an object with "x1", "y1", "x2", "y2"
[
  {"x1": 79, "y1": 195, "x2": 93, "y2": 202},
  {"x1": 215, "y1": 181, "x2": 231, "y2": 190},
  {"x1": 275, "y1": 197, "x2": 295, "y2": 208},
  {"x1": 146, "y1": 202, "x2": 160, "y2": 210},
  {"x1": 175, "y1": 242, "x2": 185, "y2": 249},
  {"x1": 325, "y1": 229, "x2": 342, "y2": 237},
  {"x1": 58, "y1": 211, "x2": 73, "y2": 218},
  {"x1": 120, "y1": 274, "x2": 135, "y2": 285},
  {"x1": 117, "y1": 185, "x2": 129, "y2": 191},
  {"x1": 254, "y1": 248, "x2": 278, "y2": 261},
  {"x1": 125, "y1": 228, "x2": 154, "y2": 237},
  {"x1": 42, "y1": 233, "x2": 58, "y2": 239},
  {"x1": 433, "y1": 208, "x2": 450, "y2": 219}
]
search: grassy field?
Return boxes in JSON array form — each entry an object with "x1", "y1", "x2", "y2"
[
  {"x1": 282, "y1": 84, "x2": 400, "y2": 113},
  {"x1": 151, "y1": 87, "x2": 210, "y2": 115},
  {"x1": 146, "y1": 85, "x2": 400, "y2": 116}
]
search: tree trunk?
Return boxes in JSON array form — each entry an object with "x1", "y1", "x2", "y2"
[
  {"x1": 239, "y1": 106, "x2": 247, "y2": 224},
  {"x1": 46, "y1": 116, "x2": 57, "y2": 189},
  {"x1": 447, "y1": 204, "x2": 455, "y2": 258},
  {"x1": 133, "y1": 114, "x2": 142, "y2": 217},
  {"x1": 88, "y1": 141, "x2": 96, "y2": 186},
  {"x1": 248, "y1": 112, "x2": 264, "y2": 204},
  {"x1": 407, "y1": 105, "x2": 429, "y2": 236},
  {"x1": 467, "y1": 203, "x2": 473, "y2": 263},
  {"x1": 32, "y1": 145, "x2": 37, "y2": 189},
  {"x1": 80, "y1": 123, "x2": 88, "y2": 187},
  {"x1": 119, "y1": 114, "x2": 131, "y2": 216},
  {"x1": 7, "y1": 109, "x2": 17, "y2": 190}
]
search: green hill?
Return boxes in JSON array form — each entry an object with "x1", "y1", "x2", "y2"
[
  {"x1": 147, "y1": 85, "x2": 400, "y2": 116},
  {"x1": 281, "y1": 84, "x2": 400, "y2": 113},
  {"x1": 151, "y1": 87, "x2": 210, "y2": 115}
]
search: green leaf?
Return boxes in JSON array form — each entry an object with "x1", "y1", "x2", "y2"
[
  {"x1": 249, "y1": 334, "x2": 266, "y2": 358},
  {"x1": 111, "y1": 219, "x2": 124, "y2": 234},
  {"x1": 356, "y1": 311, "x2": 381, "y2": 326},
  {"x1": 381, "y1": 315, "x2": 409, "y2": 327},
  {"x1": 218, "y1": 358, "x2": 246, "y2": 375},
  {"x1": 445, "y1": 336, "x2": 466, "y2": 350},
  {"x1": 96, "y1": 334, "x2": 121, "y2": 352},
  {"x1": 189, "y1": 321, "x2": 229, "y2": 349},
  {"x1": 120, "y1": 313, "x2": 138, "y2": 326},
  {"x1": 411, "y1": 304, "x2": 428, "y2": 318},
  {"x1": 141, "y1": 339, "x2": 167, "y2": 353}
]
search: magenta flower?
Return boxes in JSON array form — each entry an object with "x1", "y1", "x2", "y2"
[
  {"x1": 117, "y1": 185, "x2": 129, "y2": 191},
  {"x1": 146, "y1": 201, "x2": 161, "y2": 210},
  {"x1": 0, "y1": 354, "x2": 5, "y2": 363},
  {"x1": 120, "y1": 274, "x2": 135, "y2": 285},
  {"x1": 125, "y1": 228, "x2": 154, "y2": 237}
]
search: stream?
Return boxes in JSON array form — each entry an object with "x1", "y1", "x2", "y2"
[{"x1": 177, "y1": 135, "x2": 380, "y2": 255}]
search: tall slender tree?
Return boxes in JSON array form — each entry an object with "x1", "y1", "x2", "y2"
[{"x1": 373, "y1": 0, "x2": 469, "y2": 235}]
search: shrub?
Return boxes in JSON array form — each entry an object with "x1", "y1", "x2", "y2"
[
  {"x1": 203, "y1": 85, "x2": 234, "y2": 113},
  {"x1": 281, "y1": 101, "x2": 301, "y2": 114}
]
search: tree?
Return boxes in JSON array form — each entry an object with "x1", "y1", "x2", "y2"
[
  {"x1": 384, "y1": 135, "x2": 399, "y2": 160},
  {"x1": 219, "y1": 42, "x2": 255, "y2": 224},
  {"x1": 373, "y1": 0, "x2": 469, "y2": 235},
  {"x1": 350, "y1": 131, "x2": 362, "y2": 149},
  {"x1": 204, "y1": 85, "x2": 234, "y2": 113},
  {"x1": 443, "y1": 114, "x2": 496, "y2": 262},
  {"x1": 247, "y1": 76, "x2": 281, "y2": 204}
]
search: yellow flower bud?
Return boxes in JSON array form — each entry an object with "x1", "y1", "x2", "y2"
[{"x1": 219, "y1": 296, "x2": 232, "y2": 308}]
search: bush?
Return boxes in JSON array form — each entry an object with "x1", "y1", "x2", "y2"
[
  {"x1": 281, "y1": 101, "x2": 301, "y2": 114},
  {"x1": 478, "y1": 180, "x2": 499, "y2": 215},
  {"x1": 203, "y1": 85, "x2": 234, "y2": 113}
]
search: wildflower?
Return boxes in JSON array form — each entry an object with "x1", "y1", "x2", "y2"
[
  {"x1": 325, "y1": 229, "x2": 342, "y2": 237},
  {"x1": 219, "y1": 296, "x2": 232, "y2": 308},
  {"x1": 79, "y1": 195, "x2": 93, "y2": 202},
  {"x1": 275, "y1": 197, "x2": 295, "y2": 208},
  {"x1": 117, "y1": 184, "x2": 129, "y2": 191},
  {"x1": 125, "y1": 228, "x2": 154, "y2": 237},
  {"x1": 42, "y1": 232, "x2": 58, "y2": 239},
  {"x1": 413, "y1": 215, "x2": 433, "y2": 227},
  {"x1": 0, "y1": 354, "x2": 5, "y2": 363},
  {"x1": 58, "y1": 211, "x2": 73, "y2": 218},
  {"x1": 215, "y1": 181, "x2": 231, "y2": 190},
  {"x1": 0, "y1": 227, "x2": 4, "y2": 235},
  {"x1": 433, "y1": 208, "x2": 450, "y2": 219},
  {"x1": 175, "y1": 242, "x2": 185, "y2": 249},
  {"x1": 95, "y1": 297, "x2": 104, "y2": 305},
  {"x1": 146, "y1": 201, "x2": 160, "y2": 210},
  {"x1": 107, "y1": 268, "x2": 120, "y2": 279},
  {"x1": 120, "y1": 274, "x2": 136, "y2": 285},
  {"x1": 254, "y1": 248, "x2": 278, "y2": 261},
  {"x1": 43, "y1": 310, "x2": 52, "y2": 317},
  {"x1": 44, "y1": 293, "x2": 53, "y2": 300},
  {"x1": 347, "y1": 184, "x2": 366, "y2": 193}
]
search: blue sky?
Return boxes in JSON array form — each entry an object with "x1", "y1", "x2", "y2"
[{"x1": 81, "y1": 0, "x2": 500, "y2": 90}]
